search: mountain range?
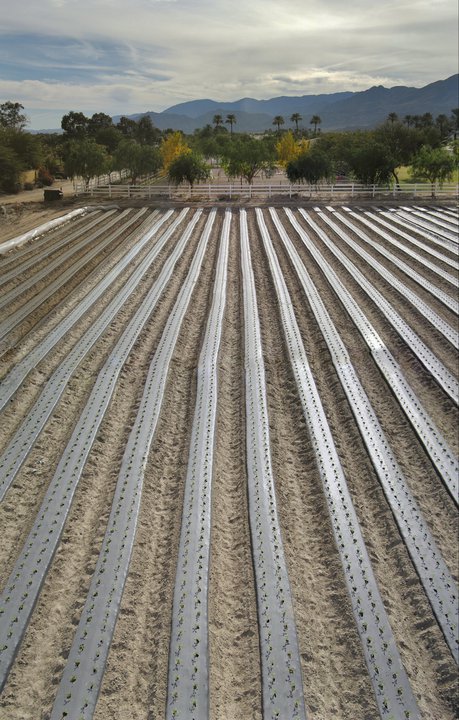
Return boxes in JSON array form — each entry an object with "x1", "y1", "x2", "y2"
[{"x1": 114, "y1": 74, "x2": 458, "y2": 133}]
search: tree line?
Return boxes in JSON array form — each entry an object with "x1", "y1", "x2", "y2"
[{"x1": 0, "y1": 101, "x2": 457, "y2": 193}]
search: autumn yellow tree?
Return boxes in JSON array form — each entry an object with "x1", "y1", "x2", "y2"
[
  {"x1": 297, "y1": 138, "x2": 310, "y2": 155},
  {"x1": 276, "y1": 132, "x2": 310, "y2": 168},
  {"x1": 276, "y1": 132, "x2": 298, "y2": 167},
  {"x1": 160, "y1": 131, "x2": 191, "y2": 172}
]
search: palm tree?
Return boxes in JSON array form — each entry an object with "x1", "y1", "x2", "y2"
[
  {"x1": 290, "y1": 113, "x2": 302, "y2": 134},
  {"x1": 226, "y1": 114, "x2": 237, "y2": 136},
  {"x1": 387, "y1": 112, "x2": 398, "y2": 124},
  {"x1": 435, "y1": 113, "x2": 449, "y2": 137},
  {"x1": 403, "y1": 115, "x2": 414, "y2": 127},
  {"x1": 273, "y1": 115, "x2": 285, "y2": 133},
  {"x1": 213, "y1": 114, "x2": 223, "y2": 130},
  {"x1": 310, "y1": 115, "x2": 322, "y2": 134},
  {"x1": 420, "y1": 112, "x2": 434, "y2": 128}
]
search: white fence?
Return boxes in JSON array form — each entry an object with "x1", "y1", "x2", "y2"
[{"x1": 74, "y1": 182, "x2": 459, "y2": 200}]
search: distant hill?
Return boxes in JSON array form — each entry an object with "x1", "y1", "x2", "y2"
[
  {"x1": 37, "y1": 75, "x2": 456, "y2": 134},
  {"x1": 113, "y1": 75, "x2": 457, "y2": 133},
  {"x1": 320, "y1": 75, "x2": 459, "y2": 130}
]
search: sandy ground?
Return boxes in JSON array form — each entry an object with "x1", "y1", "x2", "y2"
[
  {"x1": 0, "y1": 180, "x2": 76, "y2": 205},
  {"x1": 0, "y1": 204, "x2": 457, "y2": 720}
]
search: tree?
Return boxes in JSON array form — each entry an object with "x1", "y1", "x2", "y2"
[
  {"x1": 338, "y1": 132, "x2": 394, "y2": 185},
  {"x1": 310, "y1": 115, "x2": 322, "y2": 134},
  {"x1": 0, "y1": 144, "x2": 23, "y2": 192},
  {"x1": 63, "y1": 139, "x2": 109, "y2": 187},
  {"x1": 1, "y1": 128, "x2": 43, "y2": 170},
  {"x1": 290, "y1": 113, "x2": 302, "y2": 133},
  {"x1": 88, "y1": 113, "x2": 113, "y2": 134},
  {"x1": 220, "y1": 135, "x2": 276, "y2": 184},
  {"x1": 0, "y1": 101, "x2": 28, "y2": 130},
  {"x1": 435, "y1": 114, "x2": 450, "y2": 138},
  {"x1": 94, "y1": 126, "x2": 123, "y2": 153},
  {"x1": 160, "y1": 131, "x2": 191, "y2": 172},
  {"x1": 113, "y1": 140, "x2": 161, "y2": 184},
  {"x1": 213, "y1": 114, "x2": 223, "y2": 129},
  {"x1": 410, "y1": 145, "x2": 456, "y2": 196},
  {"x1": 286, "y1": 149, "x2": 332, "y2": 185},
  {"x1": 276, "y1": 131, "x2": 300, "y2": 167},
  {"x1": 452, "y1": 109, "x2": 459, "y2": 138},
  {"x1": 420, "y1": 112, "x2": 434, "y2": 128},
  {"x1": 61, "y1": 111, "x2": 89, "y2": 138},
  {"x1": 225, "y1": 114, "x2": 237, "y2": 136},
  {"x1": 272, "y1": 116, "x2": 285, "y2": 133},
  {"x1": 191, "y1": 128, "x2": 231, "y2": 165},
  {"x1": 0, "y1": 125, "x2": 44, "y2": 191},
  {"x1": 373, "y1": 121, "x2": 423, "y2": 186},
  {"x1": 387, "y1": 112, "x2": 398, "y2": 125},
  {"x1": 168, "y1": 152, "x2": 210, "y2": 189},
  {"x1": 116, "y1": 116, "x2": 138, "y2": 137},
  {"x1": 136, "y1": 115, "x2": 161, "y2": 145}
]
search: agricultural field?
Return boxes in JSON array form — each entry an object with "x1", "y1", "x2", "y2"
[{"x1": 0, "y1": 202, "x2": 457, "y2": 720}]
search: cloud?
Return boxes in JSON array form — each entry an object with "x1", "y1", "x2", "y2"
[{"x1": 1, "y1": 0, "x2": 457, "y2": 128}]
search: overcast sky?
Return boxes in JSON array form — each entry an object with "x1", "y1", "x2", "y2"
[{"x1": 1, "y1": 0, "x2": 458, "y2": 129}]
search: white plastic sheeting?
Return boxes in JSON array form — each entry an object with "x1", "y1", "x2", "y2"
[{"x1": 0, "y1": 206, "x2": 118, "y2": 255}]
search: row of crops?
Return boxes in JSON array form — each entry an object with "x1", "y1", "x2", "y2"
[{"x1": 0, "y1": 203, "x2": 457, "y2": 719}]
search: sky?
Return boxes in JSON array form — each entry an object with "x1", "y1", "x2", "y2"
[{"x1": 1, "y1": 0, "x2": 458, "y2": 129}]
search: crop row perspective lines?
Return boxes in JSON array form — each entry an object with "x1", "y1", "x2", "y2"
[
  {"x1": 0, "y1": 211, "x2": 109, "y2": 287},
  {"x1": 309, "y1": 208, "x2": 459, "y2": 403},
  {"x1": 285, "y1": 209, "x2": 458, "y2": 504},
  {"x1": 345, "y1": 208, "x2": 459, "y2": 284},
  {"x1": 335, "y1": 208, "x2": 458, "y2": 312},
  {"x1": 240, "y1": 209, "x2": 307, "y2": 720},
  {"x1": 0, "y1": 209, "x2": 203, "y2": 692},
  {"x1": 0, "y1": 209, "x2": 178, "y2": 410},
  {"x1": 0, "y1": 208, "x2": 125, "y2": 313},
  {"x1": 321, "y1": 208, "x2": 458, "y2": 349},
  {"x1": 0, "y1": 208, "x2": 146, "y2": 344},
  {"x1": 357, "y1": 209, "x2": 459, "y2": 270},
  {"x1": 379, "y1": 208, "x2": 458, "y2": 252},
  {"x1": 0, "y1": 210, "x2": 188, "y2": 501},
  {"x1": 395, "y1": 208, "x2": 459, "y2": 242},
  {"x1": 50, "y1": 209, "x2": 217, "y2": 720},
  {"x1": 256, "y1": 208, "x2": 421, "y2": 719},
  {"x1": 166, "y1": 209, "x2": 230, "y2": 720},
  {"x1": 267, "y1": 207, "x2": 458, "y2": 664}
]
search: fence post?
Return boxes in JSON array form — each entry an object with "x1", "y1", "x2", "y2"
[
  {"x1": 108, "y1": 184, "x2": 112, "y2": 199},
  {"x1": 230, "y1": 184, "x2": 232, "y2": 199}
]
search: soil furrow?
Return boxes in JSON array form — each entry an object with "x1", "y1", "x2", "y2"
[
  {"x1": 0, "y1": 204, "x2": 457, "y2": 720},
  {"x1": 91, "y1": 209, "x2": 222, "y2": 720},
  {"x1": 0, "y1": 210, "x2": 212, "y2": 720},
  {"x1": 208, "y1": 211, "x2": 262, "y2": 720},
  {"x1": 264, "y1": 208, "x2": 458, "y2": 719},
  {"x1": 247, "y1": 209, "x2": 380, "y2": 719}
]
